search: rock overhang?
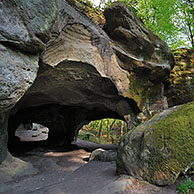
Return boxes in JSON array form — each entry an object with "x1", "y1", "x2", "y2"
[
  {"x1": 103, "y1": 3, "x2": 175, "y2": 82},
  {"x1": 0, "y1": 0, "x2": 176, "y2": 164}
]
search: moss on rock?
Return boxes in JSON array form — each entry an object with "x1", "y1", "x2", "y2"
[
  {"x1": 117, "y1": 101, "x2": 194, "y2": 185},
  {"x1": 66, "y1": 0, "x2": 105, "y2": 25},
  {"x1": 165, "y1": 48, "x2": 194, "y2": 107},
  {"x1": 128, "y1": 73, "x2": 168, "y2": 122}
]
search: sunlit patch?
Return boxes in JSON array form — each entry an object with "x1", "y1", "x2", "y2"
[
  {"x1": 15, "y1": 123, "x2": 49, "y2": 142},
  {"x1": 78, "y1": 118, "x2": 127, "y2": 144}
]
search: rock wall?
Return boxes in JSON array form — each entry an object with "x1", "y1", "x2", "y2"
[
  {"x1": 165, "y1": 48, "x2": 194, "y2": 107},
  {"x1": 0, "y1": 0, "x2": 175, "y2": 165},
  {"x1": 103, "y1": 3, "x2": 175, "y2": 119}
]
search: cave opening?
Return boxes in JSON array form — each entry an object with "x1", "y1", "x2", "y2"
[
  {"x1": 15, "y1": 123, "x2": 49, "y2": 142},
  {"x1": 77, "y1": 118, "x2": 127, "y2": 145},
  {"x1": 7, "y1": 102, "x2": 126, "y2": 156}
]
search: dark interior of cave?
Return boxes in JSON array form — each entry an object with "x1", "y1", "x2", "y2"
[{"x1": 7, "y1": 103, "x2": 124, "y2": 155}]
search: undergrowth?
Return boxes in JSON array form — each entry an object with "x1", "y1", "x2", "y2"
[{"x1": 177, "y1": 177, "x2": 194, "y2": 194}]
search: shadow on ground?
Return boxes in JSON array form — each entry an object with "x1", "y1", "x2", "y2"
[{"x1": 0, "y1": 139, "x2": 183, "y2": 194}]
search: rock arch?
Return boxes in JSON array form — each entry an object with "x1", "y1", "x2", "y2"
[{"x1": 0, "y1": 1, "x2": 175, "y2": 166}]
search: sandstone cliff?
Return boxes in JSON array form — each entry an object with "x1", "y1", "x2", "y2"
[{"x1": 0, "y1": 0, "x2": 175, "y2": 176}]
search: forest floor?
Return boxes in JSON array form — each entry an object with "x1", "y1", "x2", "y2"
[{"x1": 0, "y1": 139, "x2": 183, "y2": 194}]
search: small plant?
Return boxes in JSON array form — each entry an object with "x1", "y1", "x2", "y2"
[
  {"x1": 78, "y1": 131, "x2": 91, "y2": 140},
  {"x1": 177, "y1": 177, "x2": 194, "y2": 194}
]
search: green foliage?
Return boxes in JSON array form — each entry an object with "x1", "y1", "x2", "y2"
[
  {"x1": 133, "y1": 0, "x2": 177, "y2": 41},
  {"x1": 127, "y1": 0, "x2": 192, "y2": 48},
  {"x1": 177, "y1": 177, "x2": 194, "y2": 194},
  {"x1": 78, "y1": 131, "x2": 92, "y2": 140},
  {"x1": 79, "y1": 119, "x2": 127, "y2": 144},
  {"x1": 175, "y1": 0, "x2": 194, "y2": 47},
  {"x1": 91, "y1": 0, "x2": 194, "y2": 49}
]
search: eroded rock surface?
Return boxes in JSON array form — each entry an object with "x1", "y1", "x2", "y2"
[
  {"x1": 0, "y1": 44, "x2": 38, "y2": 113},
  {"x1": 0, "y1": 0, "x2": 136, "y2": 159},
  {"x1": 0, "y1": 0, "x2": 59, "y2": 52},
  {"x1": 0, "y1": 0, "x2": 175, "y2": 169},
  {"x1": 104, "y1": 3, "x2": 175, "y2": 80},
  {"x1": 104, "y1": 3, "x2": 175, "y2": 118},
  {"x1": 117, "y1": 101, "x2": 194, "y2": 185}
]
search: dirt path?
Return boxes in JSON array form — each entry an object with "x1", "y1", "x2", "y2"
[{"x1": 0, "y1": 140, "x2": 179, "y2": 194}]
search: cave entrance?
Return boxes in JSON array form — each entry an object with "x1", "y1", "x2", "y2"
[
  {"x1": 78, "y1": 118, "x2": 127, "y2": 144},
  {"x1": 7, "y1": 102, "x2": 128, "y2": 155},
  {"x1": 15, "y1": 123, "x2": 49, "y2": 142},
  {"x1": 8, "y1": 121, "x2": 50, "y2": 155}
]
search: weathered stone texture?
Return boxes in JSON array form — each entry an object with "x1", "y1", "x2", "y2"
[
  {"x1": 117, "y1": 102, "x2": 194, "y2": 185},
  {"x1": 0, "y1": 44, "x2": 38, "y2": 113},
  {"x1": 0, "y1": 1, "x2": 175, "y2": 171},
  {"x1": 0, "y1": 0, "x2": 59, "y2": 52},
  {"x1": 103, "y1": 3, "x2": 175, "y2": 81},
  {"x1": 103, "y1": 3, "x2": 175, "y2": 118}
]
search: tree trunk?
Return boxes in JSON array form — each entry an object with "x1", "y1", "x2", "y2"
[
  {"x1": 121, "y1": 121, "x2": 124, "y2": 137},
  {"x1": 98, "y1": 119, "x2": 104, "y2": 138},
  {"x1": 109, "y1": 119, "x2": 116, "y2": 131}
]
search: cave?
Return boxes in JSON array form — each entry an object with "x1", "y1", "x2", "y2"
[
  {"x1": 0, "y1": 0, "x2": 175, "y2": 163},
  {"x1": 0, "y1": 1, "x2": 177, "y2": 191},
  {"x1": 5, "y1": 58, "x2": 139, "y2": 155},
  {"x1": 7, "y1": 102, "x2": 133, "y2": 155}
]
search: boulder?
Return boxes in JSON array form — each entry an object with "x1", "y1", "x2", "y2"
[
  {"x1": 0, "y1": 0, "x2": 139, "y2": 154},
  {"x1": 89, "y1": 148, "x2": 117, "y2": 162},
  {"x1": 117, "y1": 101, "x2": 194, "y2": 185}
]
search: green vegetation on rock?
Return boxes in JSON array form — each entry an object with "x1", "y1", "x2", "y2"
[
  {"x1": 165, "y1": 48, "x2": 194, "y2": 106},
  {"x1": 144, "y1": 101, "x2": 194, "y2": 180},
  {"x1": 117, "y1": 101, "x2": 194, "y2": 185},
  {"x1": 177, "y1": 177, "x2": 194, "y2": 194},
  {"x1": 128, "y1": 75, "x2": 153, "y2": 111},
  {"x1": 66, "y1": 0, "x2": 105, "y2": 25}
]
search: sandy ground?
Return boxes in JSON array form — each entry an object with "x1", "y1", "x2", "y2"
[{"x1": 0, "y1": 139, "x2": 181, "y2": 194}]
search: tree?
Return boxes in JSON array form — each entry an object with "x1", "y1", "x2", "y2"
[
  {"x1": 126, "y1": 0, "x2": 188, "y2": 48},
  {"x1": 95, "y1": 0, "x2": 194, "y2": 49},
  {"x1": 176, "y1": 0, "x2": 194, "y2": 47},
  {"x1": 98, "y1": 119, "x2": 104, "y2": 138}
]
